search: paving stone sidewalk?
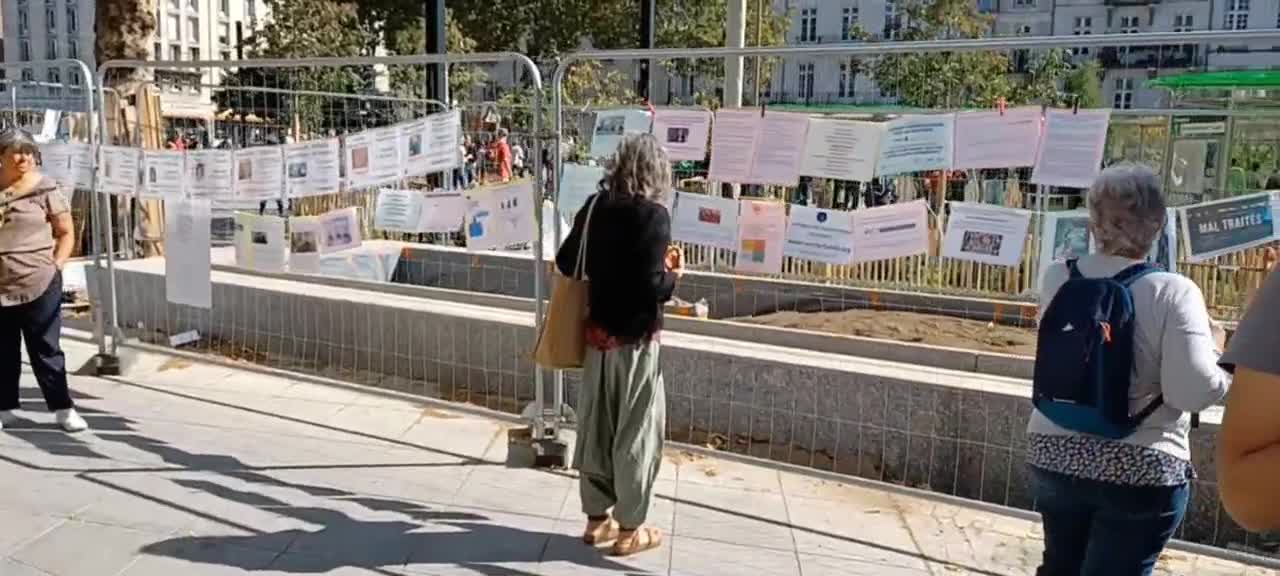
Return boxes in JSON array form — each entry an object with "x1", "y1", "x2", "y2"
[{"x1": 0, "y1": 336, "x2": 1274, "y2": 576}]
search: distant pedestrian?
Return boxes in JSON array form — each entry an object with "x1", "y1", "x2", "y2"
[
  {"x1": 512, "y1": 139, "x2": 527, "y2": 179},
  {"x1": 491, "y1": 128, "x2": 513, "y2": 183}
]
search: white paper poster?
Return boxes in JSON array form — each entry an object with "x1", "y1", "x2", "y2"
[
  {"x1": 590, "y1": 109, "x2": 652, "y2": 158},
  {"x1": 558, "y1": 163, "x2": 605, "y2": 219},
  {"x1": 289, "y1": 216, "x2": 322, "y2": 274},
  {"x1": 234, "y1": 212, "x2": 288, "y2": 273},
  {"x1": 141, "y1": 150, "x2": 187, "y2": 199},
  {"x1": 165, "y1": 198, "x2": 212, "y2": 308},
  {"x1": 374, "y1": 188, "x2": 423, "y2": 233},
  {"x1": 783, "y1": 205, "x2": 854, "y2": 265},
  {"x1": 1148, "y1": 209, "x2": 1178, "y2": 273},
  {"x1": 234, "y1": 146, "x2": 284, "y2": 201},
  {"x1": 707, "y1": 109, "x2": 761, "y2": 184},
  {"x1": 38, "y1": 110, "x2": 60, "y2": 143},
  {"x1": 953, "y1": 107, "x2": 1043, "y2": 170},
  {"x1": 284, "y1": 139, "x2": 341, "y2": 198},
  {"x1": 877, "y1": 115, "x2": 955, "y2": 177},
  {"x1": 942, "y1": 202, "x2": 1033, "y2": 267},
  {"x1": 670, "y1": 191, "x2": 740, "y2": 251},
  {"x1": 398, "y1": 119, "x2": 430, "y2": 177},
  {"x1": 1032, "y1": 109, "x2": 1112, "y2": 189},
  {"x1": 735, "y1": 200, "x2": 787, "y2": 274},
  {"x1": 466, "y1": 182, "x2": 537, "y2": 251},
  {"x1": 418, "y1": 110, "x2": 462, "y2": 175},
  {"x1": 186, "y1": 149, "x2": 235, "y2": 203},
  {"x1": 800, "y1": 119, "x2": 883, "y2": 182},
  {"x1": 749, "y1": 112, "x2": 809, "y2": 186},
  {"x1": 1037, "y1": 210, "x2": 1092, "y2": 284},
  {"x1": 40, "y1": 143, "x2": 92, "y2": 191},
  {"x1": 99, "y1": 145, "x2": 140, "y2": 196},
  {"x1": 417, "y1": 189, "x2": 468, "y2": 233},
  {"x1": 319, "y1": 207, "x2": 362, "y2": 253},
  {"x1": 850, "y1": 200, "x2": 931, "y2": 263},
  {"x1": 652, "y1": 108, "x2": 712, "y2": 161},
  {"x1": 345, "y1": 126, "x2": 401, "y2": 189}
]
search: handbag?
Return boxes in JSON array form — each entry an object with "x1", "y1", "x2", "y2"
[{"x1": 532, "y1": 196, "x2": 599, "y2": 369}]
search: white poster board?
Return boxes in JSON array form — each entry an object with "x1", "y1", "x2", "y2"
[
  {"x1": 876, "y1": 115, "x2": 955, "y2": 177},
  {"x1": 941, "y1": 202, "x2": 1032, "y2": 267},
  {"x1": 41, "y1": 143, "x2": 94, "y2": 191},
  {"x1": 735, "y1": 200, "x2": 787, "y2": 274},
  {"x1": 233, "y1": 146, "x2": 285, "y2": 201},
  {"x1": 652, "y1": 108, "x2": 712, "y2": 161},
  {"x1": 164, "y1": 198, "x2": 212, "y2": 309},
  {"x1": 344, "y1": 126, "x2": 401, "y2": 189},
  {"x1": 289, "y1": 216, "x2": 322, "y2": 274},
  {"x1": 466, "y1": 182, "x2": 537, "y2": 251},
  {"x1": 234, "y1": 212, "x2": 288, "y2": 273},
  {"x1": 590, "y1": 109, "x2": 652, "y2": 158},
  {"x1": 420, "y1": 110, "x2": 462, "y2": 175},
  {"x1": 319, "y1": 207, "x2": 362, "y2": 253},
  {"x1": 800, "y1": 119, "x2": 882, "y2": 182},
  {"x1": 670, "y1": 191, "x2": 740, "y2": 251},
  {"x1": 417, "y1": 189, "x2": 468, "y2": 233},
  {"x1": 1037, "y1": 210, "x2": 1093, "y2": 284},
  {"x1": 99, "y1": 146, "x2": 140, "y2": 196},
  {"x1": 707, "y1": 109, "x2": 761, "y2": 184},
  {"x1": 398, "y1": 119, "x2": 430, "y2": 177},
  {"x1": 1032, "y1": 108, "x2": 1111, "y2": 189},
  {"x1": 558, "y1": 163, "x2": 604, "y2": 219},
  {"x1": 141, "y1": 149, "x2": 187, "y2": 199},
  {"x1": 283, "y1": 139, "x2": 341, "y2": 198},
  {"x1": 953, "y1": 107, "x2": 1043, "y2": 170},
  {"x1": 748, "y1": 112, "x2": 809, "y2": 186},
  {"x1": 186, "y1": 149, "x2": 235, "y2": 203},
  {"x1": 849, "y1": 200, "x2": 931, "y2": 263},
  {"x1": 374, "y1": 188, "x2": 423, "y2": 233},
  {"x1": 783, "y1": 204, "x2": 854, "y2": 265}
]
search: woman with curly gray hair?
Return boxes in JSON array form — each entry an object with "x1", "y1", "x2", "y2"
[
  {"x1": 1026, "y1": 164, "x2": 1229, "y2": 575},
  {"x1": 554, "y1": 134, "x2": 680, "y2": 557}
]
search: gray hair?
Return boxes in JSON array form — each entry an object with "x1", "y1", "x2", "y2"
[
  {"x1": 599, "y1": 133, "x2": 672, "y2": 204},
  {"x1": 0, "y1": 129, "x2": 39, "y2": 156},
  {"x1": 1088, "y1": 163, "x2": 1167, "y2": 258}
]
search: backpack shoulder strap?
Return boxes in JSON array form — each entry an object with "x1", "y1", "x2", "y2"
[
  {"x1": 1066, "y1": 258, "x2": 1083, "y2": 279},
  {"x1": 1114, "y1": 262, "x2": 1158, "y2": 287}
]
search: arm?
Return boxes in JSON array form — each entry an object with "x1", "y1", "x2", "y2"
[
  {"x1": 641, "y1": 205, "x2": 678, "y2": 304},
  {"x1": 1158, "y1": 279, "x2": 1230, "y2": 411},
  {"x1": 46, "y1": 187, "x2": 74, "y2": 269}
]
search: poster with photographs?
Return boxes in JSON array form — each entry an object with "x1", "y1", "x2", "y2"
[
  {"x1": 186, "y1": 149, "x2": 235, "y2": 203},
  {"x1": 233, "y1": 146, "x2": 285, "y2": 201},
  {"x1": 735, "y1": 200, "x2": 787, "y2": 274},
  {"x1": 344, "y1": 126, "x2": 401, "y2": 189},
  {"x1": 1038, "y1": 210, "x2": 1092, "y2": 285},
  {"x1": 165, "y1": 198, "x2": 212, "y2": 309},
  {"x1": 941, "y1": 202, "x2": 1032, "y2": 267},
  {"x1": 1181, "y1": 192, "x2": 1277, "y2": 261},
  {"x1": 397, "y1": 119, "x2": 431, "y2": 178},
  {"x1": 651, "y1": 108, "x2": 712, "y2": 161},
  {"x1": 374, "y1": 188, "x2": 423, "y2": 233},
  {"x1": 234, "y1": 212, "x2": 288, "y2": 273},
  {"x1": 283, "y1": 139, "x2": 341, "y2": 198},
  {"x1": 289, "y1": 216, "x2": 322, "y2": 274},
  {"x1": 417, "y1": 189, "x2": 468, "y2": 233},
  {"x1": 141, "y1": 149, "x2": 187, "y2": 199},
  {"x1": 99, "y1": 145, "x2": 141, "y2": 196},
  {"x1": 319, "y1": 207, "x2": 363, "y2": 253},
  {"x1": 589, "y1": 109, "x2": 652, "y2": 159},
  {"x1": 670, "y1": 191, "x2": 740, "y2": 251},
  {"x1": 465, "y1": 182, "x2": 537, "y2": 252},
  {"x1": 783, "y1": 204, "x2": 854, "y2": 265}
]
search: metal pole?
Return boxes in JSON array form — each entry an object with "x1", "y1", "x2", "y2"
[
  {"x1": 425, "y1": 0, "x2": 448, "y2": 105},
  {"x1": 754, "y1": 0, "x2": 764, "y2": 106},
  {"x1": 639, "y1": 0, "x2": 656, "y2": 101},
  {"x1": 725, "y1": 0, "x2": 747, "y2": 109}
]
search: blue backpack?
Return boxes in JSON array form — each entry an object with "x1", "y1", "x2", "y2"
[{"x1": 1032, "y1": 260, "x2": 1164, "y2": 439}]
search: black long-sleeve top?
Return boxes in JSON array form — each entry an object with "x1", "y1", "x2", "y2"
[{"x1": 555, "y1": 193, "x2": 678, "y2": 342}]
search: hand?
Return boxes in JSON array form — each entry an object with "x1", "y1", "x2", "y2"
[
  {"x1": 664, "y1": 246, "x2": 684, "y2": 278},
  {"x1": 1210, "y1": 319, "x2": 1228, "y2": 354}
]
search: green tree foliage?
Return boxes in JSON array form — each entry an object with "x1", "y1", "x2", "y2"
[
  {"x1": 1064, "y1": 59, "x2": 1104, "y2": 109},
  {"x1": 655, "y1": 0, "x2": 790, "y2": 106}
]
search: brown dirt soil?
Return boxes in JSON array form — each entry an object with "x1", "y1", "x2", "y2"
[{"x1": 736, "y1": 309, "x2": 1038, "y2": 357}]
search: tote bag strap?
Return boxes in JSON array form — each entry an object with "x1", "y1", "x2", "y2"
[{"x1": 573, "y1": 195, "x2": 600, "y2": 280}]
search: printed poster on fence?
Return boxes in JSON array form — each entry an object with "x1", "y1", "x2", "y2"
[
  {"x1": 670, "y1": 191, "x2": 739, "y2": 251},
  {"x1": 417, "y1": 189, "x2": 468, "y2": 233},
  {"x1": 466, "y1": 182, "x2": 537, "y2": 252},
  {"x1": 345, "y1": 126, "x2": 401, "y2": 189},
  {"x1": 953, "y1": 107, "x2": 1042, "y2": 170},
  {"x1": 800, "y1": 118, "x2": 882, "y2": 183},
  {"x1": 748, "y1": 112, "x2": 809, "y2": 186},
  {"x1": 1037, "y1": 210, "x2": 1092, "y2": 285},
  {"x1": 165, "y1": 198, "x2": 212, "y2": 309},
  {"x1": 234, "y1": 212, "x2": 288, "y2": 273},
  {"x1": 707, "y1": 109, "x2": 761, "y2": 185},
  {"x1": 319, "y1": 207, "x2": 363, "y2": 253},
  {"x1": 234, "y1": 146, "x2": 285, "y2": 201},
  {"x1": 284, "y1": 139, "x2": 341, "y2": 198},
  {"x1": 849, "y1": 200, "x2": 930, "y2": 264},
  {"x1": 99, "y1": 145, "x2": 140, "y2": 196},
  {"x1": 374, "y1": 188, "x2": 423, "y2": 234},
  {"x1": 398, "y1": 118, "x2": 430, "y2": 176},
  {"x1": 876, "y1": 115, "x2": 955, "y2": 177},
  {"x1": 186, "y1": 149, "x2": 235, "y2": 203},
  {"x1": 1181, "y1": 192, "x2": 1277, "y2": 261},
  {"x1": 941, "y1": 202, "x2": 1032, "y2": 267},
  {"x1": 783, "y1": 205, "x2": 854, "y2": 265},
  {"x1": 42, "y1": 143, "x2": 94, "y2": 191},
  {"x1": 651, "y1": 108, "x2": 712, "y2": 161},
  {"x1": 558, "y1": 163, "x2": 605, "y2": 219},
  {"x1": 1032, "y1": 109, "x2": 1111, "y2": 189},
  {"x1": 141, "y1": 149, "x2": 186, "y2": 199},
  {"x1": 590, "y1": 109, "x2": 652, "y2": 159},
  {"x1": 419, "y1": 110, "x2": 463, "y2": 175},
  {"x1": 289, "y1": 216, "x2": 322, "y2": 275},
  {"x1": 736, "y1": 200, "x2": 787, "y2": 274}
]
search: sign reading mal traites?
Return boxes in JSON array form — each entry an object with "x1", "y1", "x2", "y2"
[{"x1": 1181, "y1": 192, "x2": 1279, "y2": 262}]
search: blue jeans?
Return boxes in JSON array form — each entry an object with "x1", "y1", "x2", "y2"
[{"x1": 1033, "y1": 467, "x2": 1189, "y2": 576}]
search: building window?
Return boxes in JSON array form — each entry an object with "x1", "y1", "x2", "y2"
[
  {"x1": 1174, "y1": 13, "x2": 1193, "y2": 32},
  {"x1": 18, "y1": 9, "x2": 30, "y2": 35},
  {"x1": 47, "y1": 69, "x2": 61, "y2": 97},
  {"x1": 1119, "y1": 15, "x2": 1141, "y2": 34},
  {"x1": 1225, "y1": 0, "x2": 1250, "y2": 30},
  {"x1": 188, "y1": 0, "x2": 198, "y2": 10},
  {"x1": 1073, "y1": 17, "x2": 1093, "y2": 56},
  {"x1": 884, "y1": 0, "x2": 900, "y2": 39},
  {"x1": 798, "y1": 62, "x2": 815, "y2": 100},
  {"x1": 46, "y1": 5, "x2": 57, "y2": 30},
  {"x1": 799, "y1": 8, "x2": 818, "y2": 43},
  {"x1": 190, "y1": 47, "x2": 201, "y2": 62},
  {"x1": 69, "y1": 69, "x2": 82, "y2": 87},
  {"x1": 189, "y1": 18, "x2": 200, "y2": 42},
  {"x1": 221, "y1": 50, "x2": 233, "y2": 61},
  {"x1": 46, "y1": 37, "x2": 58, "y2": 60},
  {"x1": 1014, "y1": 0, "x2": 1035, "y2": 6},
  {"x1": 169, "y1": 14, "x2": 182, "y2": 41},
  {"x1": 66, "y1": 6, "x2": 78, "y2": 32},
  {"x1": 20, "y1": 40, "x2": 32, "y2": 62},
  {"x1": 246, "y1": 1, "x2": 256, "y2": 19},
  {"x1": 221, "y1": 0, "x2": 231, "y2": 15},
  {"x1": 1113, "y1": 77, "x2": 1134, "y2": 109},
  {"x1": 170, "y1": 44, "x2": 182, "y2": 62},
  {"x1": 154, "y1": 42, "x2": 163, "y2": 57},
  {"x1": 841, "y1": 6, "x2": 858, "y2": 41},
  {"x1": 220, "y1": 23, "x2": 231, "y2": 45},
  {"x1": 67, "y1": 39, "x2": 78, "y2": 60},
  {"x1": 168, "y1": 0, "x2": 180, "y2": 10},
  {"x1": 22, "y1": 69, "x2": 36, "y2": 83},
  {"x1": 838, "y1": 61, "x2": 855, "y2": 99}
]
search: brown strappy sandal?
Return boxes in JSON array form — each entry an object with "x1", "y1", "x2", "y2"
[
  {"x1": 610, "y1": 526, "x2": 662, "y2": 557},
  {"x1": 583, "y1": 517, "x2": 619, "y2": 545}
]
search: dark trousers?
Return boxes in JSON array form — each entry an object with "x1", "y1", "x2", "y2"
[
  {"x1": 1, "y1": 272, "x2": 73, "y2": 412},
  {"x1": 1033, "y1": 467, "x2": 1189, "y2": 576}
]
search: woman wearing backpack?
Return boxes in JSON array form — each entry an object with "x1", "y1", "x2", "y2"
[{"x1": 1027, "y1": 164, "x2": 1229, "y2": 576}]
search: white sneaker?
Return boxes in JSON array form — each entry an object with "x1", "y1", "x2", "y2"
[
  {"x1": 55, "y1": 408, "x2": 88, "y2": 433},
  {"x1": 0, "y1": 410, "x2": 16, "y2": 430}
]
